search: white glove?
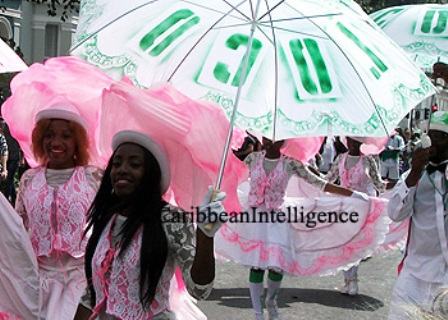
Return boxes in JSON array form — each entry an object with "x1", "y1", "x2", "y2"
[
  {"x1": 421, "y1": 133, "x2": 432, "y2": 149},
  {"x1": 196, "y1": 186, "x2": 227, "y2": 238},
  {"x1": 350, "y1": 191, "x2": 369, "y2": 202}
]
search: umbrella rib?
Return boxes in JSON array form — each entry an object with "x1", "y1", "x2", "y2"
[
  {"x1": 71, "y1": 0, "x2": 251, "y2": 52},
  {"x1": 276, "y1": 2, "x2": 389, "y2": 135},
  {"x1": 259, "y1": 13, "x2": 343, "y2": 23},
  {"x1": 258, "y1": 0, "x2": 285, "y2": 21},
  {"x1": 210, "y1": 21, "x2": 327, "y2": 41},
  {"x1": 71, "y1": 0, "x2": 161, "y2": 51},
  {"x1": 264, "y1": 0, "x2": 279, "y2": 140},
  {"x1": 255, "y1": 12, "x2": 345, "y2": 48},
  {"x1": 218, "y1": 0, "x2": 253, "y2": 21},
  {"x1": 167, "y1": 3, "x2": 246, "y2": 82},
  {"x1": 182, "y1": 0, "x2": 251, "y2": 22},
  {"x1": 255, "y1": 25, "x2": 330, "y2": 46}
]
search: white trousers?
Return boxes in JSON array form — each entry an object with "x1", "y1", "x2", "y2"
[{"x1": 388, "y1": 268, "x2": 445, "y2": 320}]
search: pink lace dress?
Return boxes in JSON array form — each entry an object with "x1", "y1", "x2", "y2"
[
  {"x1": 82, "y1": 204, "x2": 212, "y2": 320},
  {"x1": 215, "y1": 152, "x2": 390, "y2": 276},
  {"x1": 326, "y1": 153, "x2": 408, "y2": 253},
  {"x1": 3, "y1": 165, "x2": 102, "y2": 320}
]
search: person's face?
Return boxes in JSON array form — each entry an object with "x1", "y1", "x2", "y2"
[
  {"x1": 43, "y1": 119, "x2": 77, "y2": 169},
  {"x1": 428, "y1": 130, "x2": 448, "y2": 162},
  {"x1": 110, "y1": 143, "x2": 146, "y2": 199},
  {"x1": 347, "y1": 138, "x2": 361, "y2": 155},
  {"x1": 262, "y1": 137, "x2": 284, "y2": 152},
  {"x1": 405, "y1": 129, "x2": 411, "y2": 139}
]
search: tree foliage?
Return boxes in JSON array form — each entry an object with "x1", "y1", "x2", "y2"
[
  {"x1": 23, "y1": 0, "x2": 448, "y2": 19},
  {"x1": 26, "y1": 0, "x2": 80, "y2": 22},
  {"x1": 360, "y1": 0, "x2": 447, "y2": 14}
]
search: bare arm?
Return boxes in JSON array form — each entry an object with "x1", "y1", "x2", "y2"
[
  {"x1": 191, "y1": 229, "x2": 215, "y2": 285},
  {"x1": 1, "y1": 154, "x2": 7, "y2": 179},
  {"x1": 323, "y1": 182, "x2": 353, "y2": 197},
  {"x1": 405, "y1": 148, "x2": 428, "y2": 188},
  {"x1": 232, "y1": 144, "x2": 254, "y2": 160},
  {"x1": 74, "y1": 304, "x2": 92, "y2": 320},
  {"x1": 289, "y1": 157, "x2": 353, "y2": 197}
]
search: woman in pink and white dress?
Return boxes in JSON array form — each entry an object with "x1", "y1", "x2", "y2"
[
  {"x1": 216, "y1": 137, "x2": 389, "y2": 320},
  {"x1": 75, "y1": 130, "x2": 226, "y2": 320},
  {"x1": 324, "y1": 137, "x2": 395, "y2": 296},
  {"x1": 13, "y1": 103, "x2": 103, "y2": 320}
]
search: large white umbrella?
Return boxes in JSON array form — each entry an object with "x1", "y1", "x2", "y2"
[
  {"x1": 71, "y1": 0, "x2": 435, "y2": 140},
  {"x1": 370, "y1": 4, "x2": 448, "y2": 70},
  {"x1": 0, "y1": 38, "x2": 27, "y2": 73}
]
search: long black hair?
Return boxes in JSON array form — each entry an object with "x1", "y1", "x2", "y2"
[{"x1": 84, "y1": 143, "x2": 168, "y2": 309}]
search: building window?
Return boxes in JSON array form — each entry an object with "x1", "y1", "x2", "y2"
[{"x1": 45, "y1": 24, "x2": 59, "y2": 58}]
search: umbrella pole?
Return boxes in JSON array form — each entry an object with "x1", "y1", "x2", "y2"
[{"x1": 215, "y1": 2, "x2": 261, "y2": 190}]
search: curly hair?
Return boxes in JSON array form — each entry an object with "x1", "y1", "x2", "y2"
[{"x1": 31, "y1": 119, "x2": 90, "y2": 166}]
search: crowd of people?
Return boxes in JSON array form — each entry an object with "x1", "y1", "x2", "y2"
[
  {"x1": 0, "y1": 58, "x2": 446, "y2": 320},
  {"x1": 0, "y1": 87, "x2": 28, "y2": 205}
]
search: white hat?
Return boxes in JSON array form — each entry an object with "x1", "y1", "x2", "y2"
[
  {"x1": 35, "y1": 102, "x2": 88, "y2": 131},
  {"x1": 112, "y1": 130, "x2": 171, "y2": 194},
  {"x1": 429, "y1": 111, "x2": 448, "y2": 134}
]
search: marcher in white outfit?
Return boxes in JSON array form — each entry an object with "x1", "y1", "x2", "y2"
[
  {"x1": 388, "y1": 111, "x2": 448, "y2": 319},
  {"x1": 380, "y1": 131, "x2": 405, "y2": 181},
  {"x1": 318, "y1": 137, "x2": 336, "y2": 174},
  {"x1": 325, "y1": 137, "x2": 393, "y2": 296},
  {"x1": 217, "y1": 137, "x2": 379, "y2": 320}
]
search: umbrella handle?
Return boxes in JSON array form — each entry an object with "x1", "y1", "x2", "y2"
[{"x1": 203, "y1": 189, "x2": 221, "y2": 232}]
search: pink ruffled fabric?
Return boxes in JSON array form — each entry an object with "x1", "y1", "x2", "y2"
[
  {"x1": 0, "y1": 312, "x2": 21, "y2": 320},
  {"x1": 233, "y1": 131, "x2": 323, "y2": 163},
  {"x1": 340, "y1": 136, "x2": 389, "y2": 155},
  {"x1": 283, "y1": 137, "x2": 324, "y2": 163},
  {"x1": 0, "y1": 56, "x2": 247, "y2": 319},
  {"x1": 216, "y1": 196, "x2": 390, "y2": 276},
  {"x1": 169, "y1": 269, "x2": 206, "y2": 320},
  {"x1": 2, "y1": 56, "x2": 247, "y2": 212},
  {"x1": 2, "y1": 56, "x2": 115, "y2": 168},
  {"x1": 375, "y1": 189, "x2": 408, "y2": 253},
  {"x1": 0, "y1": 193, "x2": 40, "y2": 319},
  {"x1": 98, "y1": 81, "x2": 247, "y2": 212}
]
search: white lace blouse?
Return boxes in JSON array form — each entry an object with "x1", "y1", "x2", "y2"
[{"x1": 80, "y1": 204, "x2": 213, "y2": 319}]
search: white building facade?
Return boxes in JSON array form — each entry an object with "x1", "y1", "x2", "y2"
[{"x1": 0, "y1": 0, "x2": 78, "y2": 65}]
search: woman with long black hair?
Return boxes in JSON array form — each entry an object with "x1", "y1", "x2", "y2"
[{"x1": 75, "y1": 130, "x2": 224, "y2": 320}]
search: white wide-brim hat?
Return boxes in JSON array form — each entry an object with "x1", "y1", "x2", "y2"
[
  {"x1": 429, "y1": 111, "x2": 448, "y2": 134},
  {"x1": 112, "y1": 130, "x2": 171, "y2": 194},
  {"x1": 35, "y1": 102, "x2": 88, "y2": 131}
]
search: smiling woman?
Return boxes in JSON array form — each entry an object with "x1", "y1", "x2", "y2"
[
  {"x1": 10, "y1": 102, "x2": 104, "y2": 320},
  {"x1": 74, "y1": 130, "x2": 226, "y2": 320}
]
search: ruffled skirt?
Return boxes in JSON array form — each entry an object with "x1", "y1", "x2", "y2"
[
  {"x1": 215, "y1": 182, "x2": 390, "y2": 276},
  {"x1": 0, "y1": 193, "x2": 207, "y2": 320}
]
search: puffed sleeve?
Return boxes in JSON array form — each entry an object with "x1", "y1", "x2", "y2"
[
  {"x1": 364, "y1": 156, "x2": 387, "y2": 193},
  {"x1": 286, "y1": 157, "x2": 327, "y2": 190},
  {"x1": 323, "y1": 154, "x2": 342, "y2": 183},
  {"x1": 162, "y1": 205, "x2": 213, "y2": 300},
  {"x1": 244, "y1": 152, "x2": 265, "y2": 170},
  {"x1": 84, "y1": 165, "x2": 104, "y2": 192}
]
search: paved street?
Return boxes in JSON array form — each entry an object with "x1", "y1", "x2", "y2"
[{"x1": 198, "y1": 251, "x2": 402, "y2": 319}]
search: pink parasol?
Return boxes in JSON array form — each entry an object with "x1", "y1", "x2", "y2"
[
  {"x1": 2, "y1": 56, "x2": 116, "y2": 168},
  {"x1": 0, "y1": 56, "x2": 246, "y2": 318},
  {"x1": 98, "y1": 80, "x2": 247, "y2": 212}
]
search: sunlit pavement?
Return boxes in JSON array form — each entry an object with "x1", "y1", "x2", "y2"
[{"x1": 198, "y1": 251, "x2": 401, "y2": 319}]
